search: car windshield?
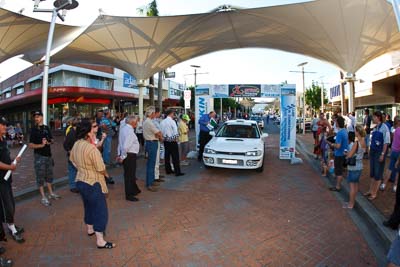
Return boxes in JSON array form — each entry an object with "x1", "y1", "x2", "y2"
[{"x1": 216, "y1": 124, "x2": 260, "y2": 138}]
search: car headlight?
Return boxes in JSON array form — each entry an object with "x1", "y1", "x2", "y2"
[
  {"x1": 205, "y1": 148, "x2": 216, "y2": 154},
  {"x1": 245, "y1": 150, "x2": 262, "y2": 156}
]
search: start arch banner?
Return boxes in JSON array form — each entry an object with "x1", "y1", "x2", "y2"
[{"x1": 195, "y1": 84, "x2": 296, "y2": 160}]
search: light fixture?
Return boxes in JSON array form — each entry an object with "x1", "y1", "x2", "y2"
[{"x1": 53, "y1": 0, "x2": 79, "y2": 10}]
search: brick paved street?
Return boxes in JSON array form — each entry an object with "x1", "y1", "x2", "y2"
[
  {"x1": 296, "y1": 132, "x2": 396, "y2": 218},
  {"x1": 1, "y1": 125, "x2": 378, "y2": 266}
]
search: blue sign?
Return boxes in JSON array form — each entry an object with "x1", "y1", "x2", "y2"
[
  {"x1": 280, "y1": 86, "x2": 297, "y2": 159},
  {"x1": 123, "y1": 73, "x2": 137, "y2": 88}
]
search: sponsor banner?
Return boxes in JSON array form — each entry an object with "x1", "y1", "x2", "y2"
[
  {"x1": 123, "y1": 73, "x2": 137, "y2": 88},
  {"x1": 195, "y1": 87, "x2": 210, "y2": 96},
  {"x1": 195, "y1": 85, "x2": 211, "y2": 148},
  {"x1": 228, "y1": 84, "x2": 261, "y2": 97},
  {"x1": 211, "y1": 84, "x2": 229, "y2": 98},
  {"x1": 261, "y1": 84, "x2": 281, "y2": 97},
  {"x1": 279, "y1": 85, "x2": 297, "y2": 159}
]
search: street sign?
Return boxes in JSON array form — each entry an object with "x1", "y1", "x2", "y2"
[
  {"x1": 184, "y1": 90, "x2": 191, "y2": 101},
  {"x1": 185, "y1": 99, "x2": 190, "y2": 109},
  {"x1": 165, "y1": 72, "x2": 175, "y2": 78}
]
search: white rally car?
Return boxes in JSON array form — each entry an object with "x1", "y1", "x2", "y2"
[{"x1": 203, "y1": 119, "x2": 268, "y2": 172}]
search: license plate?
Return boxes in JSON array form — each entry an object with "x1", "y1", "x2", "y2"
[{"x1": 222, "y1": 159, "x2": 238, "y2": 164}]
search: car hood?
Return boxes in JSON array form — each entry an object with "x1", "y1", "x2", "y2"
[{"x1": 206, "y1": 137, "x2": 262, "y2": 152}]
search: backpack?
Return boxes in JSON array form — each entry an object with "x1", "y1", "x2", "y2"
[{"x1": 370, "y1": 124, "x2": 384, "y2": 152}]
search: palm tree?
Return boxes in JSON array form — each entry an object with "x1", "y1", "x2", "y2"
[{"x1": 137, "y1": 1, "x2": 160, "y2": 107}]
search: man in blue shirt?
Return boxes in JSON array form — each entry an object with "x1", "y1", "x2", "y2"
[
  {"x1": 198, "y1": 111, "x2": 216, "y2": 161},
  {"x1": 327, "y1": 115, "x2": 348, "y2": 191}
]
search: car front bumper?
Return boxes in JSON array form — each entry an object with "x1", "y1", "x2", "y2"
[{"x1": 203, "y1": 154, "x2": 264, "y2": 169}]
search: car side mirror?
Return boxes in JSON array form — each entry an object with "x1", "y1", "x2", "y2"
[
  {"x1": 209, "y1": 131, "x2": 215, "y2": 136},
  {"x1": 262, "y1": 133, "x2": 268, "y2": 138}
]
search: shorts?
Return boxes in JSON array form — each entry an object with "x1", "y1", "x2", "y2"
[
  {"x1": 34, "y1": 154, "x2": 54, "y2": 186},
  {"x1": 334, "y1": 156, "x2": 345, "y2": 176},
  {"x1": 347, "y1": 170, "x2": 362, "y2": 183},
  {"x1": 387, "y1": 234, "x2": 400, "y2": 266}
]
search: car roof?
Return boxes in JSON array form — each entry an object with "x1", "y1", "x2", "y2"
[{"x1": 225, "y1": 119, "x2": 256, "y2": 126}]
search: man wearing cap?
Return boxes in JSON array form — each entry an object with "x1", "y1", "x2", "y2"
[
  {"x1": 178, "y1": 114, "x2": 190, "y2": 165},
  {"x1": 0, "y1": 116, "x2": 25, "y2": 245},
  {"x1": 29, "y1": 111, "x2": 60, "y2": 207}
]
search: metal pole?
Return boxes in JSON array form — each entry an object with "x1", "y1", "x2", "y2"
[
  {"x1": 321, "y1": 80, "x2": 324, "y2": 113},
  {"x1": 302, "y1": 66, "x2": 306, "y2": 134},
  {"x1": 220, "y1": 98, "x2": 223, "y2": 122},
  {"x1": 194, "y1": 68, "x2": 197, "y2": 87},
  {"x1": 41, "y1": 9, "x2": 58, "y2": 124},
  {"x1": 158, "y1": 71, "x2": 163, "y2": 112}
]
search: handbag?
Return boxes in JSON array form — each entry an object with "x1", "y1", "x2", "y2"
[
  {"x1": 346, "y1": 141, "x2": 358, "y2": 166},
  {"x1": 346, "y1": 156, "x2": 357, "y2": 166}
]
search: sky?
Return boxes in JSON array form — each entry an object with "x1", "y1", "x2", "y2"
[{"x1": 0, "y1": 0, "x2": 341, "y2": 98}]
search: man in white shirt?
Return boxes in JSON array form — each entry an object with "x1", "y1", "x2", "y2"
[
  {"x1": 117, "y1": 115, "x2": 141, "y2": 201},
  {"x1": 160, "y1": 110, "x2": 184, "y2": 176}
]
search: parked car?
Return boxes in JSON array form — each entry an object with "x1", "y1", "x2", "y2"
[
  {"x1": 250, "y1": 116, "x2": 264, "y2": 129},
  {"x1": 203, "y1": 119, "x2": 268, "y2": 172}
]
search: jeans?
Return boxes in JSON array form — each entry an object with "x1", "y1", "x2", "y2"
[
  {"x1": 67, "y1": 159, "x2": 77, "y2": 189},
  {"x1": 102, "y1": 135, "x2": 112, "y2": 165},
  {"x1": 389, "y1": 151, "x2": 400, "y2": 182},
  {"x1": 76, "y1": 182, "x2": 108, "y2": 232},
  {"x1": 145, "y1": 141, "x2": 158, "y2": 187},
  {"x1": 370, "y1": 149, "x2": 386, "y2": 180}
]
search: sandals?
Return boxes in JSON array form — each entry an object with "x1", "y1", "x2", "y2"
[
  {"x1": 363, "y1": 192, "x2": 371, "y2": 197},
  {"x1": 329, "y1": 187, "x2": 341, "y2": 192},
  {"x1": 88, "y1": 232, "x2": 95, "y2": 237},
  {"x1": 368, "y1": 195, "x2": 377, "y2": 201},
  {"x1": 97, "y1": 241, "x2": 116, "y2": 249},
  {"x1": 342, "y1": 202, "x2": 354, "y2": 209}
]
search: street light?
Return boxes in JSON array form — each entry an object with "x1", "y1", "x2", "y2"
[
  {"x1": 33, "y1": 0, "x2": 79, "y2": 123},
  {"x1": 298, "y1": 62, "x2": 308, "y2": 135},
  {"x1": 190, "y1": 65, "x2": 201, "y2": 87}
]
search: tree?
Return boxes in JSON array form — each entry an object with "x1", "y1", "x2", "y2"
[
  {"x1": 305, "y1": 81, "x2": 328, "y2": 114},
  {"x1": 214, "y1": 98, "x2": 239, "y2": 111},
  {"x1": 137, "y1": 1, "x2": 159, "y2": 106}
]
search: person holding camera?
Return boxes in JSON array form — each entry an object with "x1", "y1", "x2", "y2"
[{"x1": 29, "y1": 111, "x2": 60, "y2": 207}]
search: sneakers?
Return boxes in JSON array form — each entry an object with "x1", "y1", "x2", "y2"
[
  {"x1": 11, "y1": 232, "x2": 24, "y2": 243},
  {"x1": 41, "y1": 197, "x2": 51, "y2": 206},
  {"x1": 379, "y1": 183, "x2": 386, "y2": 191},
  {"x1": 48, "y1": 193, "x2": 61, "y2": 200},
  {"x1": 393, "y1": 185, "x2": 397, "y2": 193}
]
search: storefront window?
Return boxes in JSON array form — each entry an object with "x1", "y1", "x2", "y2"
[
  {"x1": 15, "y1": 87, "x2": 24, "y2": 95},
  {"x1": 30, "y1": 80, "x2": 41, "y2": 90}
]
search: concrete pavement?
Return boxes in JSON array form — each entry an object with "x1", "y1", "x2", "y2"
[{"x1": 1, "y1": 124, "x2": 380, "y2": 266}]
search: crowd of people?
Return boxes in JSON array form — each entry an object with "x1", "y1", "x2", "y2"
[
  {"x1": 0, "y1": 106, "x2": 201, "y2": 265},
  {"x1": 312, "y1": 109, "x2": 400, "y2": 266}
]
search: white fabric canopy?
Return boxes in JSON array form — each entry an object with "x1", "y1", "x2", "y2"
[
  {"x1": 0, "y1": 8, "x2": 79, "y2": 63},
  {"x1": 51, "y1": 0, "x2": 400, "y2": 79},
  {"x1": 2, "y1": 0, "x2": 400, "y2": 80}
]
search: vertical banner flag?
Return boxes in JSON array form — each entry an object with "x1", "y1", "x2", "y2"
[
  {"x1": 279, "y1": 85, "x2": 297, "y2": 159},
  {"x1": 195, "y1": 85, "x2": 211, "y2": 149}
]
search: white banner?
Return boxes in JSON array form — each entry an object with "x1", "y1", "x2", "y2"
[{"x1": 279, "y1": 85, "x2": 297, "y2": 159}]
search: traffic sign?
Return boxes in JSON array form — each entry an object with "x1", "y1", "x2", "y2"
[{"x1": 184, "y1": 90, "x2": 191, "y2": 101}]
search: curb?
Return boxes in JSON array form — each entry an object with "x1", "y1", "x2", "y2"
[
  {"x1": 296, "y1": 137, "x2": 397, "y2": 250},
  {"x1": 14, "y1": 176, "x2": 69, "y2": 202}
]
